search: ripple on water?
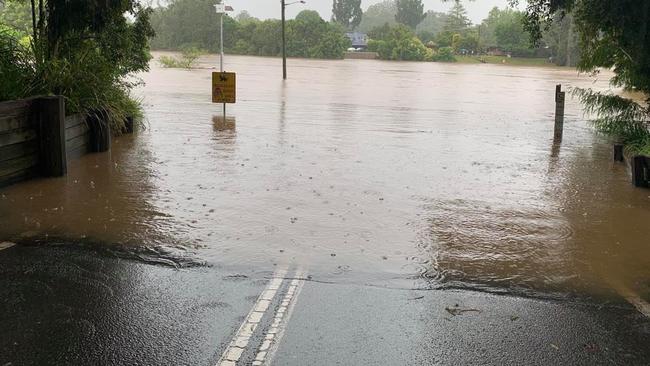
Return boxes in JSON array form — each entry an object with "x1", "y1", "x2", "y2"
[{"x1": 414, "y1": 198, "x2": 578, "y2": 295}]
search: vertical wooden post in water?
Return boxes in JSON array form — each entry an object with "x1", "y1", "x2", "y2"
[
  {"x1": 614, "y1": 144, "x2": 624, "y2": 162},
  {"x1": 554, "y1": 84, "x2": 566, "y2": 141},
  {"x1": 632, "y1": 156, "x2": 650, "y2": 188},
  {"x1": 36, "y1": 96, "x2": 67, "y2": 177}
]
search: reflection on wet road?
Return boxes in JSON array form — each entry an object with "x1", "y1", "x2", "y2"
[{"x1": 1, "y1": 54, "x2": 649, "y2": 301}]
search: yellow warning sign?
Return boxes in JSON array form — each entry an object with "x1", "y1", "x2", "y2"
[{"x1": 212, "y1": 72, "x2": 236, "y2": 103}]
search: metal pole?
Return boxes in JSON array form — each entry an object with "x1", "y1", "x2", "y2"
[
  {"x1": 282, "y1": 0, "x2": 287, "y2": 80},
  {"x1": 220, "y1": 12, "x2": 226, "y2": 118}
]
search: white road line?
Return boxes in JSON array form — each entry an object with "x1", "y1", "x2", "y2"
[
  {"x1": 216, "y1": 268, "x2": 287, "y2": 366},
  {"x1": 252, "y1": 269, "x2": 306, "y2": 366},
  {"x1": 0, "y1": 242, "x2": 15, "y2": 251}
]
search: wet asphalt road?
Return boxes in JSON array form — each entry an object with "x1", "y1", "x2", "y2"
[{"x1": 1, "y1": 243, "x2": 649, "y2": 366}]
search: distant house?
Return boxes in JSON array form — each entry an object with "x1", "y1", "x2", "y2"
[{"x1": 345, "y1": 32, "x2": 368, "y2": 50}]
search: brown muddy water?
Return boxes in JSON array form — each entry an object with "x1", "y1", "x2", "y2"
[{"x1": 1, "y1": 54, "x2": 649, "y2": 300}]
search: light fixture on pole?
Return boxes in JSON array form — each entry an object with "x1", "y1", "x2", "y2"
[{"x1": 281, "y1": 0, "x2": 306, "y2": 80}]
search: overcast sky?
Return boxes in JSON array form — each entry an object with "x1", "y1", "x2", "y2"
[{"x1": 224, "y1": 0, "x2": 518, "y2": 25}]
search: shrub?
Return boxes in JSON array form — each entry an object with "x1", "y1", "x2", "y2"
[
  {"x1": 158, "y1": 47, "x2": 204, "y2": 69},
  {"x1": 367, "y1": 24, "x2": 429, "y2": 61},
  {"x1": 432, "y1": 47, "x2": 456, "y2": 62},
  {"x1": 0, "y1": 27, "x2": 34, "y2": 101}
]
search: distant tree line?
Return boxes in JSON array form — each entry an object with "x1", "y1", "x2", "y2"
[
  {"x1": 149, "y1": 0, "x2": 579, "y2": 64},
  {"x1": 150, "y1": 0, "x2": 350, "y2": 59},
  {"x1": 358, "y1": 0, "x2": 581, "y2": 65}
]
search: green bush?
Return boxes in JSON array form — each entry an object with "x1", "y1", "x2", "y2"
[
  {"x1": 0, "y1": 1, "x2": 154, "y2": 134},
  {"x1": 432, "y1": 47, "x2": 456, "y2": 62},
  {"x1": 574, "y1": 88, "x2": 650, "y2": 155},
  {"x1": 150, "y1": 4, "x2": 350, "y2": 60},
  {"x1": 159, "y1": 47, "x2": 204, "y2": 69},
  {"x1": 367, "y1": 24, "x2": 430, "y2": 61},
  {"x1": 0, "y1": 27, "x2": 34, "y2": 101}
]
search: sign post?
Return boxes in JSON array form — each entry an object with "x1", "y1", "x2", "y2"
[
  {"x1": 212, "y1": 72, "x2": 236, "y2": 104},
  {"x1": 214, "y1": 3, "x2": 234, "y2": 119}
]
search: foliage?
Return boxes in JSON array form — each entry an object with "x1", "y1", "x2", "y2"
[
  {"x1": 356, "y1": 0, "x2": 396, "y2": 33},
  {"x1": 541, "y1": 12, "x2": 580, "y2": 66},
  {"x1": 416, "y1": 11, "x2": 449, "y2": 37},
  {"x1": 443, "y1": 1, "x2": 471, "y2": 34},
  {"x1": 492, "y1": 9, "x2": 531, "y2": 56},
  {"x1": 367, "y1": 24, "x2": 430, "y2": 61},
  {"x1": 151, "y1": 3, "x2": 350, "y2": 60},
  {"x1": 432, "y1": 46, "x2": 456, "y2": 62},
  {"x1": 0, "y1": 0, "x2": 154, "y2": 133},
  {"x1": 368, "y1": 22, "x2": 392, "y2": 41},
  {"x1": 0, "y1": 0, "x2": 32, "y2": 37},
  {"x1": 0, "y1": 26, "x2": 34, "y2": 100},
  {"x1": 150, "y1": 0, "x2": 237, "y2": 53},
  {"x1": 395, "y1": 0, "x2": 426, "y2": 30},
  {"x1": 332, "y1": 0, "x2": 363, "y2": 30},
  {"x1": 512, "y1": 0, "x2": 650, "y2": 153},
  {"x1": 158, "y1": 47, "x2": 204, "y2": 69},
  {"x1": 574, "y1": 88, "x2": 650, "y2": 153}
]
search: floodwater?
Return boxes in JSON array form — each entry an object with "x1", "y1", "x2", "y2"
[{"x1": 1, "y1": 54, "x2": 649, "y2": 301}]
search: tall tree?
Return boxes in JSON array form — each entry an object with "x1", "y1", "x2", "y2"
[
  {"x1": 512, "y1": 0, "x2": 650, "y2": 153},
  {"x1": 395, "y1": 0, "x2": 426, "y2": 29},
  {"x1": 332, "y1": 0, "x2": 362, "y2": 30},
  {"x1": 357, "y1": 0, "x2": 396, "y2": 33},
  {"x1": 513, "y1": 0, "x2": 650, "y2": 93},
  {"x1": 443, "y1": 0, "x2": 471, "y2": 33}
]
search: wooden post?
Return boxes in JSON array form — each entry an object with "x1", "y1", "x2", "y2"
[
  {"x1": 632, "y1": 155, "x2": 650, "y2": 188},
  {"x1": 614, "y1": 144, "x2": 624, "y2": 162},
  {"x1": 88, "y1": 110, "x2": 111, "y2": 152},
  {"x1": 125, "y1": 116, "x2": 134, "y2": 134},
  {"x1": 554, "y1": 84, "x2": 565, "y2": 141},
  {"x1": 36, "y1": 96, "x2": 67, "y2": 177}
]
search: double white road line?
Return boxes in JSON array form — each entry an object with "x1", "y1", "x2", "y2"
[{"x1": 217, "y1": 267, "x2": 306, "y2": 366}]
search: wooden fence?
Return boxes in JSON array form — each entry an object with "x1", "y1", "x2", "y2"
[{"x1": 0, "y1": 96, "x2": 111, "y2": 188}]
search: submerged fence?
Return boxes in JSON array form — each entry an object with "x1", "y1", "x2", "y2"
[{"x1": 0, "y1": 96, "x2": 112, "y2": 188}]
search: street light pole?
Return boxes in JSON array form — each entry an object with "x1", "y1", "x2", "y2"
[
  {"x1": 220, "y1": 11, "x2": 225, "y2": 118},
  {"x1": 281, "y1": 0, "x2": 305, "y2": 80},
  {"x1": 281, "y1": 0, "x2": 287, "y2": 80}
]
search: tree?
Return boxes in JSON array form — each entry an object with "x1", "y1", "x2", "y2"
[
  {"x1": 512, "y1": 0, "x2": 650, "y2": 153},
  {"x1": 288, "y1": 10, "x2": 351, "y2": 59},
  {"x1": 0, "y1": 0, "x2": 154, "y2": 132},
  {"x1": 492, "y1": 9, "x2": 530, "y2": 56},
  {"x1": 150, "y1": 5, "x2": 350, "y2": 60},
  {"x1": 443, "y1": 1, "x2": 471, "y2": 34},
  {"x1": 357, "y1": 0, "x2": 396, "y2": 33},
  {"x1": 332, "y1": 0, "x2": 362, "y2": 30},
  {"x1": 0, "y1": 0, "x2": 32, "y2": 37},
  {"x1": 416, "y1": 11, "x2": 449, "y2": 37},
  {"x1": 541, "y1": 12, "x2": 580, "y2": 66},
  {"x1": 367, "y1": 23, "x2": 430, "y2": 60},
  {"x1": 395, "y1": 0, "x2": 426, "y2": 30},
  {"x1": 235, "y1": 10, "x2": 256, "y2": 23}
]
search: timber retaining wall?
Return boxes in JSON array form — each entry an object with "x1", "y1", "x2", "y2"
[{"x1": 0, "y1": 96, "x2": 111, "y2": 188}]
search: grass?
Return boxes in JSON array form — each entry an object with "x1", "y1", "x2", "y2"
[{"x1": 455, "y1": 55, "x2": 557, "y2": 67}]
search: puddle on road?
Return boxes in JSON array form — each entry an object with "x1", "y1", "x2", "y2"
[{"x1": 1, "y1": 54, "x2": 649, "y2": 301}]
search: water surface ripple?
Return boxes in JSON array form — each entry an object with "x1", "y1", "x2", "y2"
[{"x1": 1, "y1": 54, "x2": 649, "y2": 300}]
